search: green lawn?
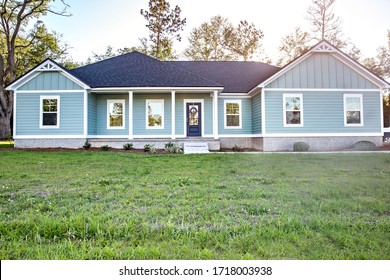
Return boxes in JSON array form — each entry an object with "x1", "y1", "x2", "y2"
[
  {"x1": 0, "y1": 140, "x2": 13, "y2": 148},
  {"x1": 0, "y1": 151, "x2": 389, "y2": 259}
]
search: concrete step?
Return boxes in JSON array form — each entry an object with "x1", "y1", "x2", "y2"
[{"x1": 183, "y1": 142, "x2": 210, "y2": 154}]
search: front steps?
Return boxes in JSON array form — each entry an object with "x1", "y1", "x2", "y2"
[{"x1": 183, "y1": 142, "x2": 210, "y2": 154}]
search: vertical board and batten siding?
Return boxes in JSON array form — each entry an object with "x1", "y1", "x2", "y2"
[
  {"x1": 133, "y1": 93, "x2": 172, "y2": 136},
  {"x1": 266, "y1": 53, "x2": 377, "y2": 89},
  {"x1": 18, "y1": 72, "x2": 83, "y2": 91},
  {"x1": 264, "y1": 91, "x2": 381, "y2": 134},
  {"x1": 218, "y1": 98, "x2": 252, "y2": 135},
  {"x1": 88, "y1": 93, "x2": 97, "y2": 135},
  {"x1": 175, "y1": 93, "x2": 213, "y2": 136},
  {"x1": 95, "y1": 94, "x2": 129, "y2": 136},
  {"x1": 251, "y1": 93, "x2": 262, "y2": 134},
  {"x1": 16, "y1": 92, "x2": 84, "y2": 135}
]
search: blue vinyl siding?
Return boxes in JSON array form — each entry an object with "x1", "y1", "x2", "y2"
[
  {"x1": 16, "y1": 92, "x2": 84, "y2": 135},
  {"x1": 133, "y1": 93, "x2": 171, "y2": 136},
  {"x1": 88, "y1": 93, "x2": 97, "y2": 135},
  {"x1": 95, "y1": 94, "x2": 129, "y2": 136},
  {"x1": 267, "y1": 53, "x2": 377, "y2": 89},
  {"x1": 218, "y1": 98, "x2": 252, "y2": 135},
  {"x1": 251, "y1": 93, "x2": 262, "y2": 134},
  {"x1": 18, "y1": 72, "x2": 83, "y2": 91},
  {"x1": 175, "y1": 94, "x2": 213, "y2": 136},
  {"x1": 264, "y1": 91, "x2": 382, "y2": 134}
]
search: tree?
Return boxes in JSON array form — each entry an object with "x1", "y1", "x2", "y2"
[
  {"x1": 223, "y1": 20, "x2": 264, "y2": 61},
  {"x1": 306, "y1": 0, "x2": 345, "y2": 48},
  {"x1": 276, "y1": 27, "x2": 311, "y2": 66},
  {"x1": 0, "y1": 0, "x2": 71, "y2": 138},
  {"x1": 363, "y1": 30, "x2": 390, "y2": 81},
  {"x1": 184, "y1": 15, "x2": 233, "y2": 61},
  {"x1": 140, "y1": 0, "x2": 186, "y2": 60}
]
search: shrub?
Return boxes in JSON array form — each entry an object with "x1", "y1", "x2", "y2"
[
  {"x1": 123, "y1": 143, "x2": 134, "y2": 150},
  {"x1": 165, "y1": 143, "x2": 183, "y2": 154},
  {"x1": 232, "y1": 145, "x2": 243, "y2": 152},
  {"x1": 352, "y1": 141, "x2": 377, "y2": 151},
  {"x1": 83, "y1": 141, "x2": 91, "y2": 149},
  {"x1": 164, "y1": 142, "x2": 174, "y2": 149},
  {"x1": 144, "y1": 144, "x2": 157, "y2": 153},
  {"x1": 101, "y1": 145, "x2": 110, "y2": 151},
  {"x1": 293, "y1": 142, "x2": 310, "y2": 151}
]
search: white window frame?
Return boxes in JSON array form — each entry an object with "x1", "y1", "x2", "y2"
[
  {"x1": 146, "y1": 99, "x2": 164, "y2": 129},
  {"x1": 107, "y1": 99, "x2": 125, "y2": 129},
  {"x1": 224, "y1": 100, "x2": 242, "y2": 129},
  {"x1": 344, "y1": 94, "x2": 364, "y2": 127},
  {"x1": 40, "y1": 95, "x2": 60, "y2": 129},
  {"x1": 283, "y1": 93, "x2": 303, "y2": 127}
]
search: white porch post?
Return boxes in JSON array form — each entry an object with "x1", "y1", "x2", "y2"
[
  {"x1": 83, "y1": 90, "x2": 88, "y2": 138},
  {"x1": 171, "y1": 90, "x2": 176, "y2": 139},
  {"x1": 128, "y1": 91, "x2": 133, "y2": 139},
  {"x1": 213, "y1": 90, "x2": 219, "y2": 139}
]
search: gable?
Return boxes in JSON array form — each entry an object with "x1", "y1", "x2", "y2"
[
  {"x1": 266, "y1": 53, "x2": 378, "y2": 89},
  {"x1": 18, "y1": 71, "x2": 83, "y2": 91}
]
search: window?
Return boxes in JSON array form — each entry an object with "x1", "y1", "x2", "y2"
[
  {"x1": 107, "y1": 100, "x2": 125, "y2": 129},
  {"x1": 146, "y1": 99, "x2": 164, "y2": 129},
  {"x1": 40, "y1": 96, "x2": 59, "y2": 128},
  {"x1": 344, "y1": 94, "x2": 363, "y2": 126},
  {"x1": 224, "y1": 100, "x2": 241, "y2": 129},
  {"x1": 283, "y1": 94, "x2": 303, "y2": 127}
]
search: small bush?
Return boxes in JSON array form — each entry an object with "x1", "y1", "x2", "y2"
[
  {"x1": 164, "y1": 142, "x2": 174, "y2": 149},
  {"x1": 293, "y1": 142, "x2": 310, "y2": 151},
  {"x1": 165, "y1": 143, "x2": 183, "y2": 154},
  {"x1": 144, "y1": 144, "x2": 157, "y2": 153},
  {"x1": 83, "y1": 141, "x2": 91, "y2": 149},
  {"x1": 101, "y1": 145, "x2": 110, "y2": 151},
  {"x1": 232, "y1": 145, "x2": 243, "y2": 152},
  {"x1": 123, "y1": 143, "x2": 134, "y2": 150},
  {"x1": 352, "y1": 141, "x2": 377, "y2": 151}
]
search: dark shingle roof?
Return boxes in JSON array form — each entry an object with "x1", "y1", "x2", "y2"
[
  {"x1": 70, "y1": 51, "x2": 223, "y2": 88},
  {"x1": 166, "y1": 61, "x2": 281, "y2": 93}
]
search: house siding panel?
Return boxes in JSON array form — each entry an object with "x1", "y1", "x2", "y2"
[
  {"x1": 18, "y1": 72, "x2": 83, "y2": 91},
  {"x1": 251, "y1": 93, "x2": 262, "y2": 134},
  {"x1": 16, "y1": 92, "x2": 84, "y2": 135},
  {"x1": 95, "y1": 94, "x2": 129, "y2": 136},
  {"x1": 267, "y1": 53, "x2": 377, "y2": 89},
  {"x1": 218, "y1": 98, "x2": 252, "y2": 135},
  {"x1": 264, "y1": 91, "x2": 382, "y2": 134},
  {"x1": 88, "y1": 93, "x2": 97, "y2": 135}
]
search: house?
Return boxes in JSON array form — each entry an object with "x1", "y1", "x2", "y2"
[{"x1": 6, "y1": 40, "x2": 390, "y2": 151}]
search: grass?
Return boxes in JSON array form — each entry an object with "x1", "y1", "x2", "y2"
[
  {"x1": 0, "y1": 140, "x2": 13, "y2": 148},
  {"x1": 0, "y1": 150, "x2": 389, "y2": 259}
]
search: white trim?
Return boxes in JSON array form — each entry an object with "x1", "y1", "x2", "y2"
[
  {"x1": 107, "y1": 99, "x2": 126, "y2": 129},
  {"x1": 14, "y1": 135, "x2": 85, "y2": 139},
  {"x1": 212, "y1": 92, "x2": 219, "y2": 139},
  {"x1": 383, "y1": 128, "x2": 390, "y2": 132},
  {"x1": 17, "y1": 90, "x2": 85, "y2": 93},
  {"x1": 264, "y1": 133, "x2": 383, "y2": 137},
  {"x1": 343, "y1": 94, "x2": 364, "y2": 127},
  {"x1": 263, "y1": 88, "x2": 380, "y2": 92},
  {"x1": 91, "y1": 87, "x2": 224, "y2": 93},
  {"x1": 380, "y1": 89, "x2": 384, "y2": 134},
  {"x1": 7, "y1": 72, "x2": 40, "y2": 92},
  {"x1": 40, "y1": 95, "x2": 60, "y2": 129},
  {"x1": 184, "y1": 99, "x2": 205, "y2": 137},
  {"x1": 223, "y1": 99, "x2": 242, "y2": 129},
  {"x1": 219, "y1": 94, "x2": 251, "y2": 98},
  {"x1": 87, "y1": 135, "x2": 130, "y2": 139},
  {"x1": 13, "y1": 91, "x2": 17, "y2": 138},
  {"x1": 283, "y1": 93, "x2": 304, "y2": 127},
  {"x1": 146, "y1": 99, "x2": 164, "y2": 129},
  {"x1": 261, "y1": 88, "x2": 266, "y2": 135},
  {"x1": 83, "y1": 90, "x2": 88, "y2": 138},
  {"x1": 134, "y1": 135, "x2": 177, "y2": 139},
  {"x1": 171, "y1": 91, "x2": 176, "y2": 139},
  {"x1": 219, "y1": 134, "x2": 263, "y2": 138},
  {"x1": 128, "y1": 91, "x2": 133, "y2": 139}
]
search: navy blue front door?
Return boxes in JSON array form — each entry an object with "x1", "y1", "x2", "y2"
[{"x1": 186, "y1": 103, "x2": 201, "y2": 137}]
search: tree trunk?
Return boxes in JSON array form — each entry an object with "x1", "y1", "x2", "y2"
[{"x1": 0, "y1": 113, "x2": 12, "y2": 139}]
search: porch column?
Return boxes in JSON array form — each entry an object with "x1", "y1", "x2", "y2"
[
  {"x1": 128, "y1": 91, "x2": 133, "y2": 139},
  {"x1": 213, "y1": 90, "x2": 219, "y2": 139},
  {"x1": 83, "y1": 89, "x2": 88, "y2": 138},
  {"x1": 171, "y1": 91, "x2": 176, "y2": 139}
]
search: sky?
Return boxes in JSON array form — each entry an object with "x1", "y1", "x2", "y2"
[{"x1": 41, "y1": 0, "x2": 390, "y2": 63}]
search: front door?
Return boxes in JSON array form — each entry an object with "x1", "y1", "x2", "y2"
[{"x1": 186, "y1": 103, "x2": 201, "y2": 137}]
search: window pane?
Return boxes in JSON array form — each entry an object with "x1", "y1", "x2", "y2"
[
  {"x1": 346, "y1": 111, "x2": 361, "y2": 124},
  {"x1": 286, "y1": 111, "x2": 301, "y2": 124},
  {"x1": 109, "y1": 102, "x2": 123, "y2": 115},
  {"x1": 110, "y1": 115, "x2": 123, "y2": 127},
  {"x1": 43, "y1": 99, "x2": 57, "y2": 112},
  {"x1": 148, "y1": 101, "x2": 163, "y2": 127},
  {"x1": 226, "y1": 103, "x2": 239, "y2": 115},
  {"x1": 346, "y1": 97, "x2": 361, "y2": 111},
  {"x1": 285, "y1": 97, "x2": 301, "y2": 111},
  {"x1": 148, "y1": 114, "x2": 162, "y2": 127},
  {"x1": 227, "y1": 115, "x2": 239, "y2": 127},
  {"x1": 43, "y1": 113, "x2": 57, "y2": 126}
]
